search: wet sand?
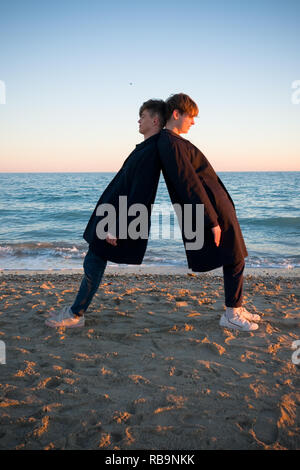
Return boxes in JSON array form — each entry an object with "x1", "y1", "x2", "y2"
[{"x1": 0, "y1": 268, "x2": 299, "y2": 450}]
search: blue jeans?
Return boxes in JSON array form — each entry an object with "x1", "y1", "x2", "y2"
[{"x1": 71, "y1": 247, "x2": 107, "y2": 316}]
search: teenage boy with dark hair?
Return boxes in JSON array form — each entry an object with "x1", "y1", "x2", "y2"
[
  {"x1": 46, "y1": 99, "x2": 166, "y2": 328},
  {"x1": 158, "y1": 93, "x2": 260, "y2": 331}
]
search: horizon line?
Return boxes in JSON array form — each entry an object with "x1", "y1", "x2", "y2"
[{"x1": 0, "y1": 170, "x2": 299, "y2": 174}]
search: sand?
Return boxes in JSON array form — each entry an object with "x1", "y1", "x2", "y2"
[{"x1": 0, "y1": 267, "x2": 299, "y2": 450}]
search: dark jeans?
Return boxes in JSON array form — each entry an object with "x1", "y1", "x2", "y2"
[
  {"x1": 71, "y1": 248, "x2": 107, "y2": 316},
  {"x1": 223, "y1": 259, "x2": 245, "y2": 308},
  {"x1": 71, "y1": 247, "x2": 245, "y2": 316}
]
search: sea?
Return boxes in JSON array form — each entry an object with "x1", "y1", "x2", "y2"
[{"x1": 0, "y1": 172, "x2": 299, "y2": 271}]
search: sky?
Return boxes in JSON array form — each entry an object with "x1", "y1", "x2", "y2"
[{"x1": 0, "y1": 0, "x2": 299, "y2": 172}]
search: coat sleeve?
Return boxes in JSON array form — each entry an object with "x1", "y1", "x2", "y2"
[{"x1": 158, "y1": 133, "x2": 219, "y2": 228}]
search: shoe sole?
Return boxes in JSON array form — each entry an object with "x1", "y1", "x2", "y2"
[
  {"x1": 45, "y1": 320, "x2": 85, "y2": 328},
  {"x1": 220, "y1": 317, "x2": 258, "y2": 331}
]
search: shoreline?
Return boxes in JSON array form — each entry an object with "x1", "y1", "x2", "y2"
[{"x1": 1, "y1": 266, "x2": 300, "y2": 277}]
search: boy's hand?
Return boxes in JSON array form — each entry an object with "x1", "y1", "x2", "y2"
[
  {"x1": 211, "y1": 225, "x2": 221, "y2": 247},
  {"x1": 106, "y1": 233, "x2": 118, "y2": 246}
]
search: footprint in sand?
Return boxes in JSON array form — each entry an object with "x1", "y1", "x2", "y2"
[
  {"x1": 111, "y1": 432, "x2": 122, "y2": 443},
  {"x1": 253, "y1": 409, "x2": 278, "y2": 445},
  {"x1": 45, "y1": 377, "x2": 63, "y2": 389}
]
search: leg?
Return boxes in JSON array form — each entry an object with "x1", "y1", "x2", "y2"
[
  {"x1": 71, "y1": 247, "x2": 107, "y2": 317},
  {"x1": 220, "y1": 259, "x2": 260, "y2": 331},
  {"x1": 223, "y1": 259, "x2": 245, "y2": 308}
]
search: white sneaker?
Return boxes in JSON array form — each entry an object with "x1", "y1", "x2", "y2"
[
  {"x1": 238, "y1": 306, "x2": 261, "y2": 323},
  {"x1": 220, "y1": 310, "x2": 259, "y2": 331},
  {"x1": 45, "y1": 306, "x2": 85, "y2": 328},
  {"x1": 48, "y1": 305, "x2": 73, "y2": 319}
]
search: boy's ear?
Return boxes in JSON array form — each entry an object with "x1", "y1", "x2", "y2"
[{"x1": 172, "y1": 109, "x2": 180, "y2": 120}]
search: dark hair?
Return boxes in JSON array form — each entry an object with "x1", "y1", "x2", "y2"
[
  {"x1": 165, "y1": 93, "x2": 199, "y2": 121},
  {"x1": 139, "y1": 99, "x2": 166, "y2": 128}
]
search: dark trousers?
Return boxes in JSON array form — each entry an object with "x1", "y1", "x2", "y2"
[
  {"x1": 223, "y1": 259, "x2": 245, "y2": 308},
  {"x1": 71, "y1": 248, "x2": 245, "y2": 316},
  {"x1": 71, "y1": 248, "x2": 107, "y2": 316}
]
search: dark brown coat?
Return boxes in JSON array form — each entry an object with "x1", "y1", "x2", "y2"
[{"x1": 157, "y1": 129, "x2": 248, "y2": 272}]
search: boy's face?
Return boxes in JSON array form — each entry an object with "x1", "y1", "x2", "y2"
[
  {"x1": 138, "y1": 109, "x2": 158, "y2": 135},
  {"x1": 176, "y1": 112, "x2": 195, "y2": 134}
]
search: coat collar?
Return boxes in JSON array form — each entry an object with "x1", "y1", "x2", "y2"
[
  {"x1": 161, "y1": 128, "x2": 187, "y2": 142},
  {"x1": 135, "y1": 132, "x2": 160, "y2": 149}
]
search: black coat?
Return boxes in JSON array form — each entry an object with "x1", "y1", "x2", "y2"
[
  {"x1": 157, "y1": 129, "x2": 248, "y2": 272},
  {"x1": 83, "y1": 133, "x2": 160, "y2": 264}
]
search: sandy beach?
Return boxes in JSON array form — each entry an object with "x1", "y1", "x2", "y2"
[{"x1": 0, "y1": 267, "x2": 299, "y2": 450}]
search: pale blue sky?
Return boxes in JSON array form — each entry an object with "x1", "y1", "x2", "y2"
[{"x1": 0, "y1": 0, "x2": 299, "y2": 171}]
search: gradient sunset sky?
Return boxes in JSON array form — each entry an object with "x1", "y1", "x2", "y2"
[{"x1": 0, "y1": 0, "x2": 299, "y2": 172}]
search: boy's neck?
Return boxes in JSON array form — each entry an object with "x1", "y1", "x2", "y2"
[{"x1": 165, "y1": 121, "x2": 181, "y2": 135}]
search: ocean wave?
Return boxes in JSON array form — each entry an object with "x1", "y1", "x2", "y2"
[
  {"x1": 0, "y1": 242, "x2": 299, "y2": 270},
  {"x1": 0, "y1": 242, "x2": 86, "y2": 259}
]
